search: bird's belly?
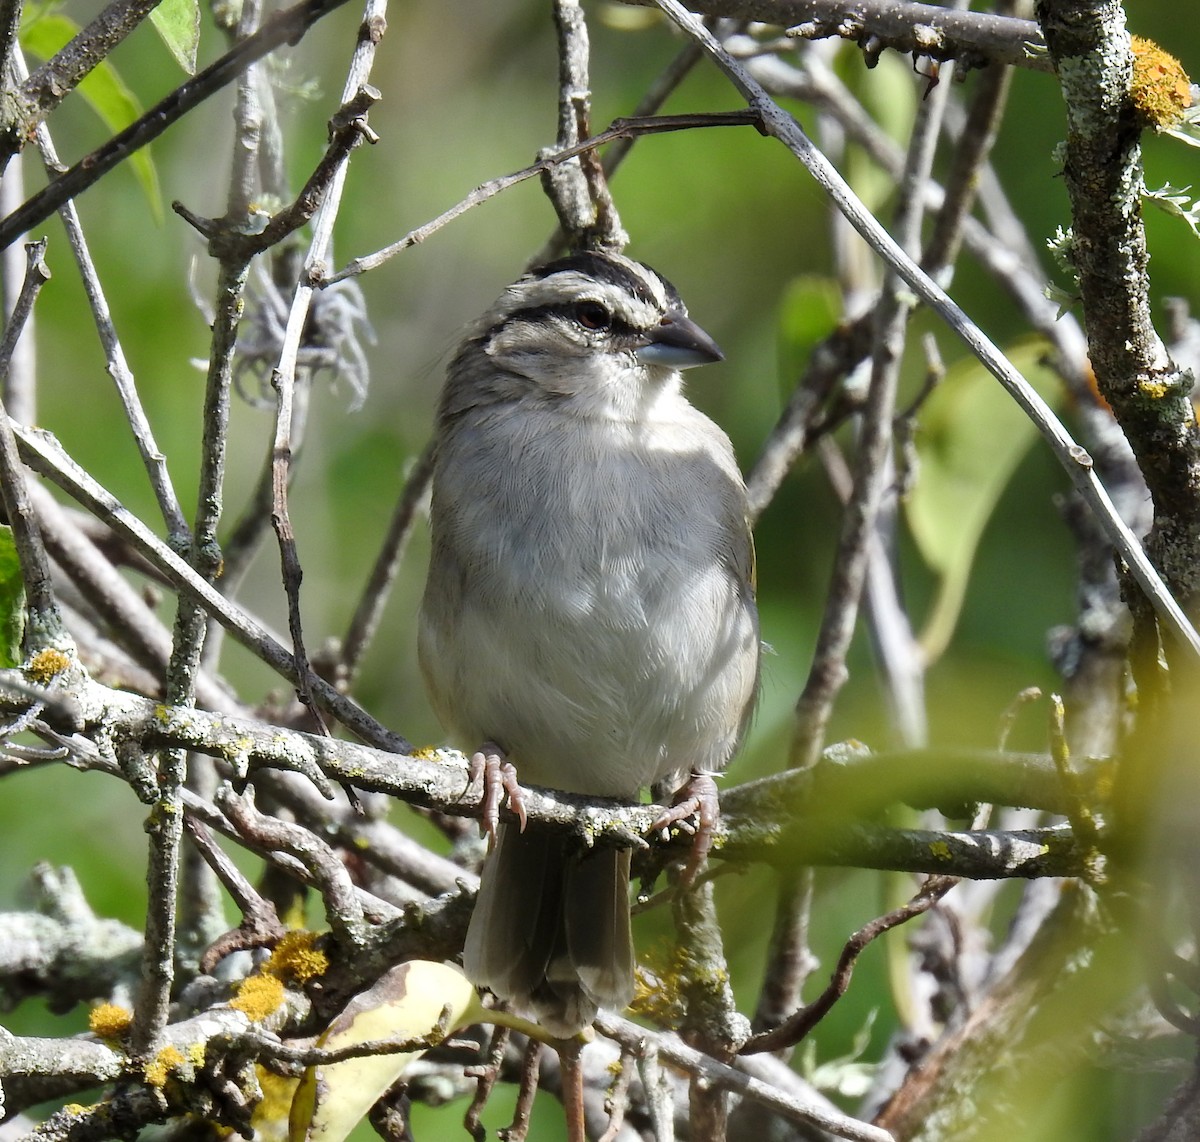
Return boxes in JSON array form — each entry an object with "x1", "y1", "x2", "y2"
[{"x1": 423, "y1": 548, "x2": 754, "y2": 798}]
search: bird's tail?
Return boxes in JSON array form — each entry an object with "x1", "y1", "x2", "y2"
[{"x1": 462, "y1": 824, "x2": 634, "y2": 1038}]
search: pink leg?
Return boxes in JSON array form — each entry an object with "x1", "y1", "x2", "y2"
[
  {"x1": 650, "y1": 770, "x2": 720, "y2": 887},
  {"x1": 469, "y1": 740, "x2": 528, "y2": 849}
]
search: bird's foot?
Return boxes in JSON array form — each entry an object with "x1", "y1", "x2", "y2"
[
  {"x1": 469, "y1": 741, "x2": 528, "y2": 849},
  {"x1": 650, "y1": 769, "x2": 720, "y2": 888}
]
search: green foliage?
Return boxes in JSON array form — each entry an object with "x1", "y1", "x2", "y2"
[
  {"x1": 0, "y1": 526, "x2": 25, "y2": 667},
  {"x1": 150, "y1": 0, "x2": 201, "y2": 75},
  {"x1": 776, "y1": 274, "x2": 843, "y2": 393},
  {"x1": 20, "y1": 10, "x2": 164, "y2": 223},
  {"x1": 905, "y1": 339, "x2": 1065, "y2": 660}
]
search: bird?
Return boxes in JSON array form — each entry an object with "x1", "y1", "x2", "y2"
[{"x1": 418, "y1": 248, "x2": 760, "y2": 1037}]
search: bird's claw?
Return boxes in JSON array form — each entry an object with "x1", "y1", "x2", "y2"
[
  {"x1": 650, "y1": 770, "x2": 720, "y2": 888},
  {"x1": 470, "y1": 741, "x2": 528, "y2": 849}
]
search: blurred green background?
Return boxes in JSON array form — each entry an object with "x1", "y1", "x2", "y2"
[{"x1": 2, "y1": 1, "x2": 1199, "y2": 1137}]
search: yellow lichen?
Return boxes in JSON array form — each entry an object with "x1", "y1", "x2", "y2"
[
  {"x1": 1138, "y1": 377, "x2": 1170, "y2": 399},
  {"x1": 187, "y1": 1042, "x2": 207, "y2": 1067},
  {"x1": 61, "y1": 1104, "x2": 88, "y2": 1116},
  {"x1": 1130, "y1": 36, "x2": 1193, "y2": 129},
  {"x1": 929, "y1": 840, "x2": 952, "y2": 860},
  {"x1": 411, "y1": 746, "x2": 442, "y2": 760},
  {"x1": 264, "y1": 930, "x2": 329, "y2": 985},
  {"x1": 628, "y1": 949, "x2": 686, "y2": 1026},
  {"x1": 25, "y1": 648, "x2": 71, "y2": 684},
  {"x1": 230, "y1": 972, "x2": 286, "y2": 1021},
  {"x1": 88, "y1": 1002, "x2": 133, "y2": 1040},
  {"x1": 143, "y1": 1045, "x2": 186, "y2": 1087}
]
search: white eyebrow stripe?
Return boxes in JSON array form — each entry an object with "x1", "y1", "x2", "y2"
[{"x1": 499, "y1": 272, "x2": 665, "y2": 329}]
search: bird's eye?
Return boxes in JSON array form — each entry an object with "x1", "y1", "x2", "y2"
[{"x1": 574, "y1": 301, "x2": 611, "y2": 331}]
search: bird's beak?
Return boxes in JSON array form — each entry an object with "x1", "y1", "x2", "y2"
[{"x1": 635, "y1": 310, "x2": 724, "y2": 370}]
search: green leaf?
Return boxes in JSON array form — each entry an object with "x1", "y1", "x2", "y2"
[
  {"x1": 905, "y1": 340, "x2": 1063, "y2": 661},
  {"x1": 20, "y1": 13, "x2": 163, "y2": 224},
  {"x1": 0, "y1": 526, "x2": 26, "y2": 667},
  {"x1": 776, "y1": 275, "x2": 843, "y2": 396},
  {"x1": 150, "y1": 0, "x2": 200, "y2": 75}
]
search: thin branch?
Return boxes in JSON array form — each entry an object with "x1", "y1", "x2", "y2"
[
  {"x1": 621, "y1": 0, "x2": 1049, "y2": 71},
  {"x1": 790, "y1": 33, "x2": 953, "y2": 770},
  {"x1": 339, "y1": 439, "x2": 435, "y2": 684},
  {"x1": 539, "y1": 0, "x2": 626, "y2": 252},
  {"x1": 10, "y1": 420, "x2": 410, "y2": 752},
  {"x1": 218, "y1": 785, "x2": 367, "y2": 944},
  {"x1": 0, "y1": 241, "x2": 64, "y2": 647},
  {"x1": 128, "y1": 739, "x2": 184, "y2": 1055},
  {"x1": 256, "y1": 5, "x2": 387, "y2": 728},
  {"x1": 0, "y1": 0, "x2": 357, "y2": 250},
  {"x1": 1, "y1": 0, "x2": 164, "y2": 170},
  {"x1": 318, "y1": 112, "x2": 760, "y2": 286},
  {"x1": 16, "y1": 43, "x2": 189, "y2": 539},
  {"x1": 650, "y1": 0, "x2": 1200, "y2": 659},
  {"x1": 595, "y1": 1013, "x2": 893, "y2": 1142},
  {"x1": 743, "y1": 876, "x2": 958, "y2": 1054},
  {"x1": 26, "y1": 482, "x2": 236, "y2": 711},
  {"x1": 531, "y1": 37, "x2": 703, "y2": 265}
]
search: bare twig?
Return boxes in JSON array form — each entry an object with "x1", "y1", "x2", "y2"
[
  {"x1": 0, "y1": 0, "x2": 165, "y2": 170},
  {"x1": 744, "y1": 876, "x2": 958, "y2": 1054},
  {"x1": 620, "y1": 0, "x2": 1049, "y2": 71},
  {"x1": 319, "y1": 112, "x2": 760, "y2": 285},
  {"x1": 340, "y1": 439, "x2": 435, "y2": 683},
  {"x1": 218, "y1": 785, "x2": 368, "y2": 944},
  {"x1": 532, "y1": 38, "x2": 704, "y2": 265},
  {"x1": 256, "y1": 4, "x2": 387, "y2": 727},
  {"x1": 595, "y1": 1013, "x2": 893, "y2": 1142},
  {"x1": 540, "y1": 0, "x2": 626, "y2": 253},
  {"x1": 0, "y1": 240, "x2": 63, "y2": 647},
  {"x1": 790, "y1": 28, "x2": 952, "y2": 769},
  {"x1": 26, "y1": 483, "x2": 235, "y2": 711},
  {"x1": 651, "y1": 0, "x2": 1200, "y2": 658},
  {"x1": 129, "y1": 740, "x2": 184, "y2": 1055},
  {"x1": 15, "y1": 43, "x2": 189, "y2": 539},
  {"x1": 11, "y1": 421, "x2": 410, "y2": 752},
  {"x1": 0, "y1": 0, "x2": 357, "y2": 250}
]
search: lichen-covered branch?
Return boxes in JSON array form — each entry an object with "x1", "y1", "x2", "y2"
[{"x1": 1035, "y1": 0, "x2": 1200, "y2": 609}]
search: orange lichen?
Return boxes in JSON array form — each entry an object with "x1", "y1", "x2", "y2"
[
  {"x1": 25, "y1": 648, "x2": 71, "y2": 684},
  {"x1": 1130, "y1": 36, "x2": 1193, "y2": 129},
  {"x1": 230, "y1": 972, "x2": 286, "y2": 1021},
  {"x1": 264, "y1": 930, "x2": 329, "y2": 986},
  {"x1": 88, "y1": 1002, "x2": 133, "y2": 1040}
]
